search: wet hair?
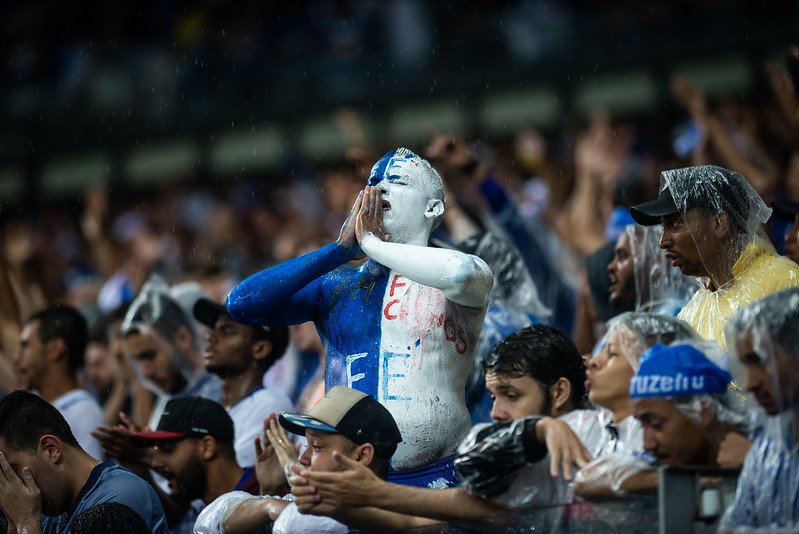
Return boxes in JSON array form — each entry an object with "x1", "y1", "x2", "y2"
[
  {"x1": 69, "y1": 502, "x2": 152, "y2": 534},
  {"x1": 27, "y1": 304, "x2": 89, "y2": 371},
  {"x1": 0, "y1": 390, "x2": 79, "y2": 453},
  {"x1": 483, "y1": 324, "x2": 587, "y2": 408}
]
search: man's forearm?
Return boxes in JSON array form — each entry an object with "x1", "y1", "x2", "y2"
[
  {"x1": 360, "y1": 235, "x2": 493, "y2": 308},
  {"x1": 332, "y1": 506, "x2": 437, "y2": 533},
  {"x1": 224, "y1": 498, "x2": 287, "y2": 534},
  {"x1": 366, "y1": 482, "x2": 505, "y2": 521}
]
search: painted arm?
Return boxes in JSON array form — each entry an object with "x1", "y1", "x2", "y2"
[
  {"x1": 360, "y1": 234, "x2": 493, "y2": 308},
  {"x1": 356, "y1": 186, "x2": 493, "y2": 308},
  {"x1": 227, "y1": 193, "x2": 366, "y2": 326},
  {"x1": 226, "y1": 242, "x2": 352, "y2": 326}
]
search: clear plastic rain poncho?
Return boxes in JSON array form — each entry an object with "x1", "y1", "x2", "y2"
[
  {"x1": 192, "y1": 491, "x2": 346, "y2": 534},
  {"x1": 570, "y1": 312, "x2": 705, "y2": 494},
  {"x1": 719, "y1": 287, "x2": 799, "y2": 532},
  {"x1": 632, "y1": 165, "x2": 799, "y2": 350},
  {"x1": 120, "y1": 275, "x2": 213, "y2": 418},
  {"x1": 624, "y1": 224, "x2": 697, "y2": 316},
  {"x1": 455, "y1": 312, "x2": 704, "y2": 506},
  {"x1": 458, "y1": 230, "x2": 551, "y2": 422}
]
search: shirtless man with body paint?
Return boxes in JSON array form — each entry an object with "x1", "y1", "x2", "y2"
[{"x1": 226, "y1": 148, "x2": 494, "y2": 488}]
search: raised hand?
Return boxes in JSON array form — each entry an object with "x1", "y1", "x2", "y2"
[
  {"x1": 336, "y1": 190, "x2": 366, "y2": 259},
  {"x1": 670, "y1": 76, "x2": 708, "y2": 122},
  {"x1": 254, "y1": 422, "x2": 284, "y2": 495},
  {"x1": 355, "y1": 185, "x2": 389, "y2": 245},
  {"x1": 423, "y1": 123, "x2": 474, "y2": 169},
  {"x1": 91, "y1": 412, "x2": 151, "y2": 469},
  {"x1": 254, "y1": 414, "x2": 298, "y2": 494},
  {"x1": 264, "y1": 413, "x2": 299, "y2": 470}
]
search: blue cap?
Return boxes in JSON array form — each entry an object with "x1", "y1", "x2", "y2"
[{"x1": 630, "y1": 343, "x2": 732, "y2": 399}]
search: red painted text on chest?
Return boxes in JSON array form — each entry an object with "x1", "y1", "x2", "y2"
[{"x1": 382, "y1": 274, "x2": 468, "y2": 355}]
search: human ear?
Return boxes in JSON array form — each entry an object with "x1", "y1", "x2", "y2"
[
  {"x1": 46, "y1": 337, "x2": 67, "y2": 362},
  {"x1": 550, "y1": 377, "x2": 572, "y2": 414},
  {"x1": 353, "y1": 443, "x2": 375, "y2": 467},
  {"x1": 39, "y1": 435, "x2": 63, "y2": 463},
  {"x1": 425, "y1": 199, "x2": 444, "y2": 219},
  {"x1": 198, "y1": 436, "x2": 217, "y2": 461},
  {"x1": 713, "y1": 212, "x2": 733, "y2": 239},
  {"x1": 251, "y1": 339, "x2": 272, "y2": 362}
]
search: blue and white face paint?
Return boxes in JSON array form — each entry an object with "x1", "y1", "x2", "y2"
[{"x1": 368, "y1": 148, "x2": 445, "y2": 244}]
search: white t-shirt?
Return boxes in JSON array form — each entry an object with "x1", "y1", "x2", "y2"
[
  {"x1": 229, "y1": 387, "x2": 294, "y2": 468},
  {"x1": 52, "y1": 389, "x2": 107, "y2": 460}
]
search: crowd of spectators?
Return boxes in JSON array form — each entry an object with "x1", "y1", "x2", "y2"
[{"x1": 1, "y1": 4, "x2": 799, "y2": 533}]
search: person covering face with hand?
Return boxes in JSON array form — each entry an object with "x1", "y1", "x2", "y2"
[
  {"x1": 226, "y1": 148, "x2": 494, "y2": 488},
  {"x1": 0, "y1": 390, "x2": 167, "y2": 534},
  {"x1": 194, "y1": 386, "x2": 402, "y2": 534}
]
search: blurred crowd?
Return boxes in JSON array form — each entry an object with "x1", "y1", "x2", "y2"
[{"x1": 0, "y1": 17, "x2": 798, "y2": 533}]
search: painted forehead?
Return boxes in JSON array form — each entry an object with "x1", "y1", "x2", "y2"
[{"x1": 367, "y1": 149, "x2": 430, "y2": 186}]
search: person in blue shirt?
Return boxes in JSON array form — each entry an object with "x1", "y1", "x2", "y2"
[
  {"x1": 720, "y1": 287, "x2": 799, "y2": 531},
  {"x1": 0, "y1": 390, "x2": 167, "y2": 534},
  {"x1": 226, "y1": 148, "x2": 494, "y2": 488}
]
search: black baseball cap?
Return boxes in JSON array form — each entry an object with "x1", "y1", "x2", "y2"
[
  {"x1": 631, "y1": 166, "x2": 750, "y2": 227},
  {"x1": 279, "y1": 386, "x2": 403, "y2": 460},
  {"x1": 193, "y1": 298, "x2": 288, "y2": 356},
  {"x1": 772, "y1": 199, "x2": 799, "y2": 221},
  {"x1": 630, "y1": 187, "x2": 680, "y2": 226},
  {"x1": 129, "y1": 396, "x2": 234, "y2": 447}
]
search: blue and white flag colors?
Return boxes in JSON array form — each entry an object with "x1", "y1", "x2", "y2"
[{"x1": 630, "y1": 343, "x2": 732, "y2": 399}]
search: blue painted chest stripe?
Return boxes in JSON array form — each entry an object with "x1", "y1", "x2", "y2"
[{"x1": 324, "y1": 263, "x2": 390, "y2": 399}]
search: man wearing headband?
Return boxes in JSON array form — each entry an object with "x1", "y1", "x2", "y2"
[
  {"x1": 630, "y1": 343, "x2": 746, "y2": 468},
  {"x1": 575, "y1": 342, "x2": 747, "y2": 497},
  {"x1": 227, "y1": 148, "x2": 493, "y2": 488}
]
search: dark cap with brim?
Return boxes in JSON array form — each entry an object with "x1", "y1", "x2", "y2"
[
  {"x1": 772, "y1": 199, "x2": 799, "y2": 221},
  {"x1": 279, "y1": 386, "x2": 402, "y2": 460},
  {"x1": 129, "y1": 396, "x2": 234, "y2": 447},
  {"x1": 630, "y1": 187, "x2": 679, "y2": 226},
  {"x1": 193, "y1": 298, "x2": 289, "y2": 355}
]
